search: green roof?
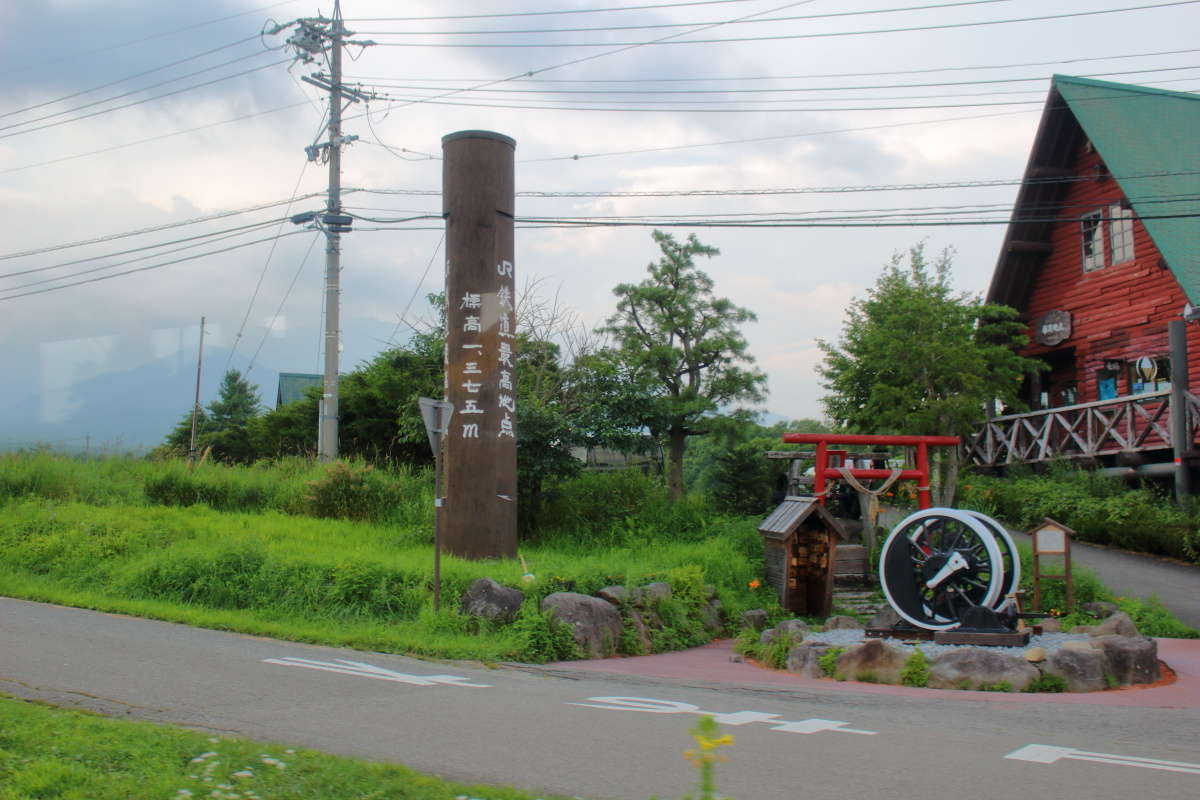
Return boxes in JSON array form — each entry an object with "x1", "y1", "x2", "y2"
[
  {"x1": 1054, "y1": 75, "x2": 1200, "y2": 302},
  {"x1": 276, "y1": 373, "x2": 322, "y2": 407}
]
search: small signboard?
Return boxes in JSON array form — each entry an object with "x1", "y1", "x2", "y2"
[{"x1": 1028, "y1": 518, "x2": 1074, "y2": 613}]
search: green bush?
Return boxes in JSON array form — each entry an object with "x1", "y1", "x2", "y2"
[
  {"x1": 511, "y1": 604, "x2": 580, "y2": 663},
  {"x1": 818, "y1": 646, "x2": 846, "y2": 678},
  {"x1": 958, "y1": 467, "x2": 1196, "y2": 562},
  {"x1": 900, "y1": 649, "x2": 929, "y2": 687},
  {"x1": 1025, "y1": 674, "x2": 1066, "y2": 693}
]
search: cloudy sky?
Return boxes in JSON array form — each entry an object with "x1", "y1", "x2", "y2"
[{"x1": 1, "y1": 0, "x2": 1197, "y2": 448}]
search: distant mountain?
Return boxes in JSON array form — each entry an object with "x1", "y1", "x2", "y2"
[{"x1": 0, "y1": 348, "x2": 281, "y2": 453}]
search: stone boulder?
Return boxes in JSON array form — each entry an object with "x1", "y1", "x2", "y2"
[
  {"x1": 786, "y1": 643, "x2": 832, "y2": 679},
  {"x1": 596, "y1": 585, "x2": 628, "y2": 606},
  {"x1": 1044, "y1": 643, "x2": 1108, "y2": 692},
  {"x1": 1038, "y1": 617, "x2": 1063, "y2": 633},
  {"x1": 835, "y1": 640, "x2": 907, "y2": 684},
  {"x1": 868, "y1": 607, "x2": 902, "y2": 629},
  {"x1": 1081, "y1": 601, "x2": 1119, "y2": 619},
  {"x1": 928, "y1": 648, "x2": 1039, "y2": 692},
  {"x1": 742, "y1": 609, "x2": 768, "y2": 631},
  {"x1": 460, "y1": 578, "x2": 524, "y2": 624},
  {"x1": 699, "y1": 598, "x2": 725, "y2": 635},
  {"x1": 1024, "y1": 646, "x2": 1047, "y2": 663},
  {"x1": 774, "y1": 618, "x2": 811, "y2": 641},
  {"x1": 1089, "y1": 611, "x2": 1139, "y2": 638},
  {"x1": 625, "y1": 608, "x2": 653, "y2": 656},
  {"x1": 1091, "y1": 635, "x2": 1160, "y2": 685},
  {"x1": 633, "y1": 582, "x2": 672, "y2": 606},
  {"x1": 542, "y1": 592, "x2": 623, "y2": 659},
  {"x1": 823, "y1": 615, "x2": 862, "y2": 631}
]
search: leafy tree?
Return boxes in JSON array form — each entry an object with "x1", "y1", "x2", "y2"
[
  {"x1": 164, "y1": 369, "x2": 262, "y2": 463},
  {"x1": 816, "y1": 244, "x2": 1041, "y2": 503},
  {"x1": 602, "y1": 231, "x2": 767, "y2": 500}
]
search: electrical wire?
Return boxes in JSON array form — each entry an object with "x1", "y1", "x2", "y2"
[
  {"x1": 352, "y1": 64, "x2": 1200, "y2": 99},
  {"x1": 0, "y1": 99, "x2": 311, "y2": 177},
  {"x1": 0, "y1": 59, "x2": 292, "y2": 140},
  {"x1": 0, "y1": 218, "x2": 291, "y2": 281},
  {"x1": 0, "y1": 230, "x2": 307, "y2": 302},
  {"x1": 1, "y1": 220, "x2": 287, "y2": 294},
  {"x1": 349, "y1": 0, "x2": 765, "y2": 22},
  {"x1": 247, "y1": 231, "x2": 322, "y2": 375},
  {"x1": 387, "y1": 233, "x2": 445, "y2": 346},
  {"x1": 356, "y1": 0, "x2": 1023, "y2": 35},
  {"x1": 226, "y1": 158, "x2": 313, "y2": 371},
  {"x1": 365, "y1": 1, "x2": 1200, "y2": 47},
  {"x1": 0, "y1": 193, "x2": 325, "y2": 264},
  {"x1": 343, "y1": 47, "x2": 1200, "y2": 85}
]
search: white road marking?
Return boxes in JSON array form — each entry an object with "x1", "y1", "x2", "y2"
[
  {"x1": 568, "y1": 696, "x2": 876, "y2": 735},
  {"x1": 1006, "y1": 744, "x2": 1200, "y2": 775},
  {"x1": 263, "y1": 657, "x2": 490, "y2": 687}
]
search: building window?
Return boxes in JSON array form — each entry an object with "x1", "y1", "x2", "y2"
[
  {"x1": 1097, "y1": 371, "x2": 1118, "y2": 401},
  {"x1": 1129, "y1": 356, "x2": 1170, "y2": 394},
  {"x1": 1109, "y1": 204, "x2": 1134, "y2": 263},
  {"x1": 1081, "y1": 210, "x2": 1105, "y2": 271}
]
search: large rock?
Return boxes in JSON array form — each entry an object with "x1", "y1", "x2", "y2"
[
  {"x1": 823, "y1": 615, "x2": 862, "y2": 631},
  {"x1": 542, "y1": 592, "x2": 623, "y2": 659},
  {"x1": 633, "y1": 582, "x2": 672, "y2": 606},
  {"x1": 835, "y1": 640, "x2": 907, "y2": 684},
  {"x1": 868, "y1": 607, "x2": 903, "y2": 629},
  {"x1": 1044, "y1": 645, "x2": 1108, "y2": 692},
  {"x1": 774, "y1": 618, "x2": 811, "y2": 641},
  {"x1": 1038, "y1": 617, "x2": 1063, "y2": 633},
  {"x1": 1091, "y1": 635, "x2": 1160, "y2": 685},
  {"x1": 1089, "y1": 611, "x2": 1139, "y2": 638},
  {"x1": 741, "y1": 609, "x2": 768, "y2": 631},
  {"x1": 699, "y1": 599, "x2": 725, "y2": 635},
  {"x1": 928, "y1": 648, "x2": 1039, "y2": 692},
  {"x1": 596, "y1": 585, "x2": 628, "y2": 606},
  {"x1": 786, "y1": 643, "x2": 831, "y2": 679},
  {"x1": 625, "y1": 608, "x2": 653, "y2": 655},
  {"x1": 460, "y1": 578, "x2": 524, "y2": 624},
  {"x1": 1081, "y1": 601, "x2": 1119, "y2": 619}
]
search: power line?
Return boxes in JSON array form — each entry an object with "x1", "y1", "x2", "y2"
[
  {"x1": 2, "y1": 1, "x2": 301, "y2": 78},
  {"x1": 0, "y1": 218, "x2": 290, "y2": 280},
  {"x1": 0, "y1": 193, "x2": 325, "y2": 263},
  {"x1": 510, "y1": 211, "x2": 1200, "y2": 228},
  {"x1": 2, "y1": 220, "x2": 288, "y2": 294},
  {"x1": 387, "y1": 233, "x2": 445, "y2": 346},
  {"x1": 366, "y1": 1, "x2": 1200, "y2": 47},
  {"x1": 356, "y1": 0, "x2": 1022, "y2": 35},
  {"x1": 0, "y1": 59, "x2": 291, "y2": 141},
  {"x1": 247, "y1": 232, "x2": 323, "y2": 375},
  {"x1": 344, "y1": 47, "x2": 1200, "y2": 85},
  {"x1": 0, "y1": 231, "x2": 308, "y2": 303},
  {"x1": 348, "y1": 0, "x2": 765, "y2": 22},
  {"x1": 351, "y1": 64, "x2": 1200, "y2": 98}
]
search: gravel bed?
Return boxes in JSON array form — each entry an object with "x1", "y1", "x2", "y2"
[{"x1": 802, "y1": 628, "x2": 1088, "y2": 658}]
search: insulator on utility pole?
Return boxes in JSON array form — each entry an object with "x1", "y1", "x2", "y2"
[{"x1": 270, "y1": 1, "x2": 372, "y2": 462}]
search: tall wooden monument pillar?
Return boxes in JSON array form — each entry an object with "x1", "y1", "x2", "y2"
[{"x1": 441, "y1": 130, "x2": 518, "y2": 559}]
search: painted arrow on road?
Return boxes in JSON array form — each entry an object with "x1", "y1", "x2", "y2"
[
  {"x1": 1006, "y1": 744, "x2": 1200, "y2": 775},
  {"x1": 570, "y1": 696, "x2": 876, "y2": 736},
  {"x1": 263, "y1": 657, "x2": 491, "y2": 687}
]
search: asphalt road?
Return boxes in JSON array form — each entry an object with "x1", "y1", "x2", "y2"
[
  {"x1": 2, "y1": 597, "x2": 1198, "y2": 800},
  {"x1": 1005, "y1": 529, "x2": 1200, "y2": 628}
]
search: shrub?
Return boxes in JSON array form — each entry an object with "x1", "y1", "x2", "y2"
[
  {"x1": 818, "y1": 646, "x2": 846, "y2": 678},
  {"x1": 759, "y1": 631, "x2": 801, "y2": 670},
  {"x1": 900, "y1": 649, "x2": 929, "y2": 687},
  {"x1": 1025, "y1": 674, "x2": 1067, "y2": 693},
  {"x1": 511, "y1": 604, "x2": 580, "y2": 663},
  {"x1": 1115, "y1": 596, "x2": 1200, "y2": 639}
]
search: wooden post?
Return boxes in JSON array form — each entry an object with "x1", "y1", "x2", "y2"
[
  {"x1": 1169, "y1": 319, "x2": 1192, "y2": 506},
  {"x1": 441, "y1": 130, "x2": 518, "y2": 559}
]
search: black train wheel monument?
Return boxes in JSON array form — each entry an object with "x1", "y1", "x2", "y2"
[{"x1": 753, "y1": 433, "x2": 1168, "y2": 692}]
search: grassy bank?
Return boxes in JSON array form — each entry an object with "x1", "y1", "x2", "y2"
[
  {"x1": 0, "y1": 693, "x2": 560, "y2": 800},
  {"x1": 0, "y1": 462, "x2": 767, "y2": 662}
]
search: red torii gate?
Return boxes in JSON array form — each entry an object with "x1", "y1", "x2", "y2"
[{"x1": 780, "y1": 433, "x2": 961, "y2": 510}]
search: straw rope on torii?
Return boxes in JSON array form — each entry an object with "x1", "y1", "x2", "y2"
[{"x1": 835, "y1": 465, "x2": 903, "y2": 547}]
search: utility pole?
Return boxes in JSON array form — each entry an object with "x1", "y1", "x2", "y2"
[
  {"x1": 188, "y1": 316, "x2": 206, "y2": 462},
  {"x1": 269, "y1": 1, "x2": 372, "y2": 461}
]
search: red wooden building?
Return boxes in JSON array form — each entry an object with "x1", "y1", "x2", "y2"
[{"x1": 967, "y1": 76, "x2": 1200, "y2": 474}]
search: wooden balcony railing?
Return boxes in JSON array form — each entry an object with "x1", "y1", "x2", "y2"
[{"x1": 964, "y1": 390, "x2": 1200, "y2": 466}]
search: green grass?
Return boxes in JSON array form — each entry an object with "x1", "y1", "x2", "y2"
[
  {"x1": 0, "y1": 693, "x2": 562, "y2": 800},
  {"x1": 0, "y1": 495, "x2": 763, "y2": 662}
]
